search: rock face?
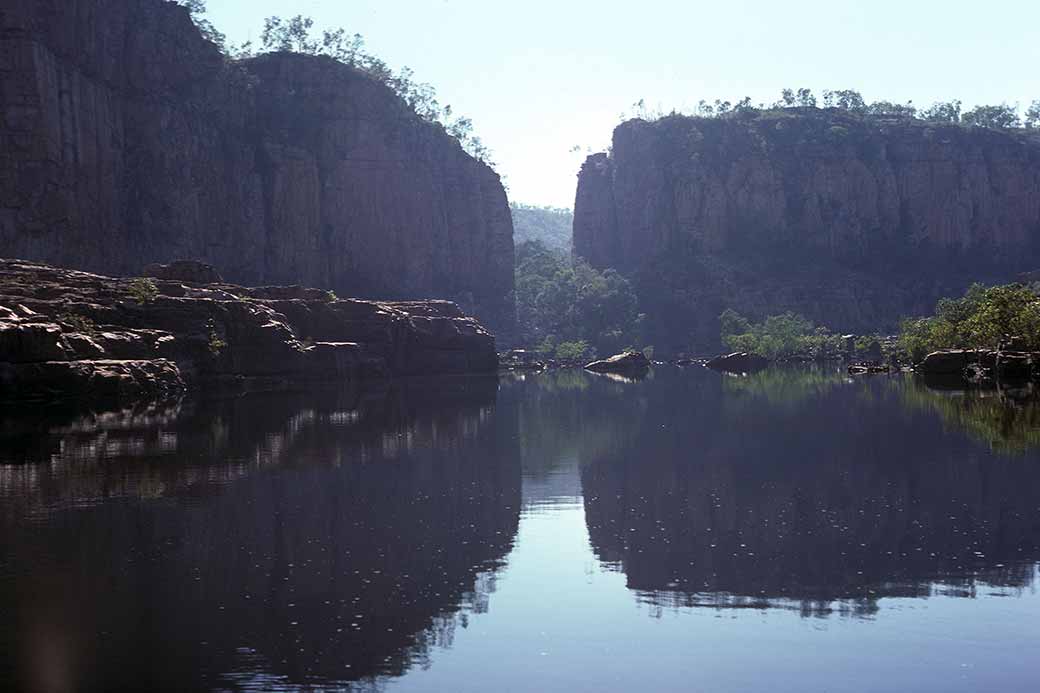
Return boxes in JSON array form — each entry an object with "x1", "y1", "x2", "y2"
[
  {"x1": 574, "y1": 112, "x2": 1040, "y2": 351},
  {"x1": 0, "y1": 259, "x2": 497, "y2": 401},
  {"x1": 584, "y1": 351, "x2": 651, "y2": 374},
  {"x1": 0, "y1": 0, "x2": 514, "y2": 337},
  {"x1": 705, "y1": 352, "x2": 770, "y2": 373}
]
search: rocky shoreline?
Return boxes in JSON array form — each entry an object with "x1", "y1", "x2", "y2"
[{"x1": 0, "y1": 260, "x2": 497, "y2": 402}]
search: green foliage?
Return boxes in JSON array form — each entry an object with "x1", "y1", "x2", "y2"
[
  {"x1": 127, "y1": 278, "x2": 159, "y2": 305},
  {"x1": 921, "y1": 100, "x2": 962, "y2": 123},
  {"x1": 899, "y1": 380, "x2": 1040, "y2": 455},
  {"x1": 1027, "y1": 100, "x2": 1040, "y2": 129},
  {"x1": 722, "y1": 365, "x2": 848, "y2": 408},
  {"x1": 325, "y1": 289, "x2": 338, "y2": 302},
  {"x1": 510, "y1": 203, "x2": 573, "y2": 253},
  {"x1": 251, "y1": 14, "x2": 491, "y2": 162},
  {"x1": 206, "y1": 319, "x2": 227, "y2": 357},
  {"x1": 720, "y1": 310, "x2": 844, "y2": 359},
  {"x1": 626, "y1": 87, "x2": 1033, "y2": 132},
  {"x1": 515, "y1": 241, "x2": 643, "y2": 356},
  {"x1": 58, "y1": 312, "x2": 97, "y2": 334},
  {"x1": 176, "y1": 0, "x2": 227, "y2": 51},
  {"x1": 178, "y1": 6, "x2": 492, "y2": 163},
  {"x1": 897, "y1": 283, "x2": 1040, "y2": 362},
  {"x1": 961, "y1": 103, "x2": 1020, "y2": 129},
  {"x1": 554, "y1": 340, "x2": 594, "y2": 362}
]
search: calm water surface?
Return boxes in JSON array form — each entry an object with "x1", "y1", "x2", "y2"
[{"x1": 1, "y1": 367, "x2": 1039, "y2": 691}]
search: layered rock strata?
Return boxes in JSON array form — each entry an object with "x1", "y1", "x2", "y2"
[{"x1": 0, "y1": 259, "x2": 496, "y2": 401}]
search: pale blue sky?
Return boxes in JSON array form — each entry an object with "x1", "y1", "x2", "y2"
[{"x1": 205, "y1": 0, "x2": 1040, "y2": 208}]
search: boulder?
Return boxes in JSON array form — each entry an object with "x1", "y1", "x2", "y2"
[
  {"x1": 919, "y1": 350, "x2": 971, "y2": 376},
  {"x1": 705, "y1": 352, "x2": 770, "y2": 373},
  {"x1": 0, "y1": 322, "x2": 70, "y2": 363},
  {"x1": 0, "y1": 359, "x2": 185, "y2": 402},
  {"x1": 585, "y1": 351, "x2": 652, "y2": 374},
  {"x1": 997, "y1": 352, "x2": 1032, "y2": 380},
  {"x1": 143, "y1": 260, "x2": 224, "y2": 285}
]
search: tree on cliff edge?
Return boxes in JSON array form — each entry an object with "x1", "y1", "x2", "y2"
[
  {"x1": 176, "y1": 4, "x2": 493, "y2": 163},
  {"x1": 176, "y1": 0, "x2": 226, "y2": 51}
]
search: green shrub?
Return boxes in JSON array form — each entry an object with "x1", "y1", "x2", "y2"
[
  {"x1": 554, "y1": 340, "x2": 595, "y2": 362},
  {"x1": 719, "y1": 309, "x2": 845, "y2": 359},
  {"x1": 206, "y1": 319, "x2": 227, "y2": 357},
  {"x1": 58, "y1": 312, "x2": 97, "y2": 334},
  {"x1": 897, "y1": 283, "x2": 1040, "y2": 362},
  {"x1": 516, "y1": 240, "x2": 643, "y2": 356},
  {"x1": 128, "y1": 278, "x2": 159, "y2": 305}
]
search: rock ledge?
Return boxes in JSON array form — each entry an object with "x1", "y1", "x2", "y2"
[{"x1": 0, "y1": 259, "x2": 497, "y2": 402}]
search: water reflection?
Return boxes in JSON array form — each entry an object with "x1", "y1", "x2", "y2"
[
  {"x1": 581, "y1": 367, "x2": 1040, "y2": 616},
  {"x1": 0, "y1": 378, "x2": 519, "y2": 691},
  {"x1": 2, "y1": 367, "x2": 1040, "y2": 692},
  {"x1": 900, "y1": 377, "x2": 1040, "y2": 454}
]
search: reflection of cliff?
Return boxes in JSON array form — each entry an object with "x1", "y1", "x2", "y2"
[
  {"x1": 898, "y1": 378, "x2": 1040, "y2": 455},
  {"x1": 0, "y1": 377, "x2": 519, "y2": 690},
  {"x1": 581, "y1": 369, "x2": 1040, "y2": 616}
]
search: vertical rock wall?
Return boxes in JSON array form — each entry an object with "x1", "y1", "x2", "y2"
[
  {"x1": 574, "y1": 113, "x2": 1040, "y2": 349},
  {"x1": 0, "y1": 0, "x2": 515, "y2": 336}
]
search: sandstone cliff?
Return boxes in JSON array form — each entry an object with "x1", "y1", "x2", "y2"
[
  {"x1": 0, "y1": 0, "x2": 514, "y2": 336},
  {"x1": 0, "y1": 259, "x2": 497, "y2": 401},
  {"x1": 574, "y1": 111, "x2": 1040, "y2": 350}
]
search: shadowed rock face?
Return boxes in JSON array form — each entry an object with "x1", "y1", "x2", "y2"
[
  {"x1": 574, "y1": 113, "x2": 1040, "y2": 350},
  {"x1": 0, "y1": 0, "x2": 515, "y2": 337},
  {"x1": 0, "y1": 259, "x2": 498, "y2": 401}
]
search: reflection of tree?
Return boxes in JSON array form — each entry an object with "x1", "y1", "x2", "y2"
[
  {"x1": 721, "y1": 364, "x2": 850, "y2": 409},
  {"x1": 581, "y1": 368, "x2": 1040, "y2": 617},
  {"x1": 898, "y1": 378, "x2": 1040, "y2": 454},
  {"x1": 0, "y1": 377, "x2": 520, "y2": 691},
  {"x1": 498, "y1": 370, "x2": 649, "y2": 485}
]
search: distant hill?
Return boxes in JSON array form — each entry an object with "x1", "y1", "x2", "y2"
[{"x1": 510, "y1": 203, "x2": 573, "y2": 254}]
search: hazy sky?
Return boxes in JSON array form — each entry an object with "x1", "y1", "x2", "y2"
[{"x1": 206, "y1": 0, "x2": 1040, "y2": 208}]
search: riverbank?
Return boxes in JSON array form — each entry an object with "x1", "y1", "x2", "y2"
[{"x1": 0, "y1": 259, "x2": 497, "y2": 402}]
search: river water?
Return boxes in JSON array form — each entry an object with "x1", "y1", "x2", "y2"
[{"x1": 2, "y1": 367, "x2": 1039, "y2": 692}]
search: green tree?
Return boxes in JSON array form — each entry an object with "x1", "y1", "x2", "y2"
[
  {"x1": 719, "y1": 310, "x2": 845, "y2": 359},
  {"x1": 176, "y1": 0, "x2": 226, "y2": 51},
  {"x1": 961, "y1": 104, "x2": 1020, "y2": 129},
  {"x1": 515, "y1": 241, "x2": 643, "y2": 355},
  {"x1": 823, "y1": 89, "x2": 866, "y2": 113},
  {"x1": 1025, "y1": 100, "x2": 1040, "y2": 129},
  {"x1": 867, "y1": 100, "x2": 917, "y2": 119},
  {"x1": 897, "y1": 283, "x2": 1040, "y2": 361},
  {"x1": 921, "y1": 100, "x2": 962, "y2": 124}
]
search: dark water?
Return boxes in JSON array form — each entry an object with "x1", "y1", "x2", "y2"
[{"x1": 2, "y1": 367, "x2": 1039, "y2": 692}]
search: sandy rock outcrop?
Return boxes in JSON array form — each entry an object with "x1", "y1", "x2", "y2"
[{"x1": 0, "y1": 259, "x2": 497, "y2": 401}]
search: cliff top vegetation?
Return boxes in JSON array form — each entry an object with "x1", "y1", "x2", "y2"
[
  {"x1": 175, "y1": 1, "x2": 493, "y2": 163},
  {"x1": 620, "y1": 88, "x2": 1040, "y2": 134}
]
